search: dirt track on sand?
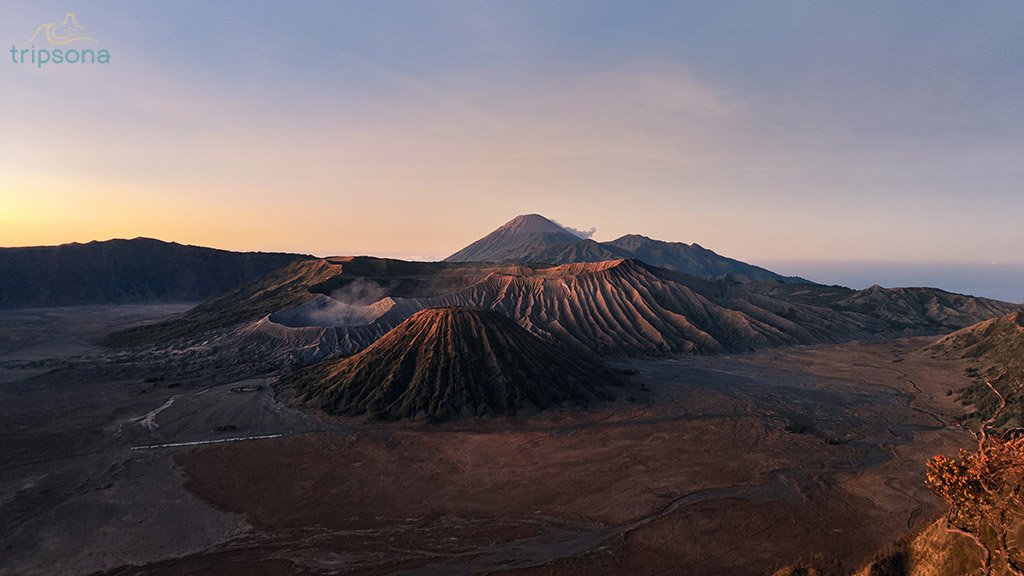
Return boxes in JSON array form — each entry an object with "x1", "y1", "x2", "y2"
[{"x1": 124, "y1": 338, "x2": 974, "y2": 576}]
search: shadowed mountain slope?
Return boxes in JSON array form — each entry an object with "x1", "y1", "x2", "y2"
[
  {"x1": 287, "y1": 307, "x2": 620, "y2": 420},
  {"x1": 445, "y1": 214, "x2": 808, "y2": 283},
  {"x1": 605, "y1": 234, "x2": 808, "y2": 283},
  {"x1": 0, "y1": 238, "x2": 309, "y2": 309},
  {"x1": 756, "y1": 282, "x2": 1021, "y2": 331},
  {"x1": 103, "y1": 259, "x2": 341, "y2": 347},
  {"x1": 528, "y1": 238, "x2": 631, "y2": 264}
]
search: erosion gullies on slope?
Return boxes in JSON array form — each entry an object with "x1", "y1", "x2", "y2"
[
  {"x1": 419, "y1": 259, "x2": 845, "y2": 354},
  {"x1": 104, "y1": 258, "x2": 344, "y2": 348},
  {"x1": 106, "y1": 255, "x2": 1024, "y2": 370},
  {"x1": 104, "y1": 257, "x2": 529, "y2": 349},
  {"x1": 287, "y1": 307, "x2": 621, "y2": 421},
  {"x1": 233, "y1": 317, "x2": 345, "y2": 365},
  {"x1": 257, "y1": 258, "x2": 860, "y2": 358}
]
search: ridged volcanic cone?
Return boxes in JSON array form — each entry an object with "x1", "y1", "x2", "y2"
[{"x1": 288, "y1": 307, "x2": 620, "y2": 420}]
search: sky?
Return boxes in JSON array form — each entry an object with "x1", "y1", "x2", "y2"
[{"x1": 2, "y1": 2, "x2": 1023, "y2": 298}]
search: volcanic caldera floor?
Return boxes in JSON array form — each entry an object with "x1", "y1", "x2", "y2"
[{"x1": 0, "y1": 306, "x2": 974, "y2": 576}]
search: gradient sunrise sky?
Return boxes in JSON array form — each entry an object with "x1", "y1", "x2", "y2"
[{"x1": 3, "y1": 2, "x2": 1023, "y2": 272}]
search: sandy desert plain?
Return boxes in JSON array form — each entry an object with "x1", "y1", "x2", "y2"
[{"x1": 0, "y1": 303, "x2": 979, "y2": 576}]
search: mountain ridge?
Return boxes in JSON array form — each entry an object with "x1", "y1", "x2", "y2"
[
  {"x1": 105, "y1": 256, "x2": 1023, "y2": 365},
  {"x1": 0, "y1": 237, "x2": 311, "y2": 309},
  {"x1": 444, "y1": 214, "x2": 810, "y2": 283}
]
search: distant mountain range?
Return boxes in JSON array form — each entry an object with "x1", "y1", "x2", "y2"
[
  {"x1": 7, "y1": 215, "x2": 1023, "y2": 364},
  {"x1": 0, "y1": 215, "x2": 811, "y2": 310},
  {"x1": 445, "y1": 214, "x2": 809, "y2": 283},
  {"x1": 0, "y1": 238, "x2": 310, "y2": 309}
]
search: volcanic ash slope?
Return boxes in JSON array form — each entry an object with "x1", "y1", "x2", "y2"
[{"x1": 287, "y1": 307, "x2": 621, "y2": 421}]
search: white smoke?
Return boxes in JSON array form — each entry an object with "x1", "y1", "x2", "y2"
[
  {"x1": 553, "y1": 219, "x2": 598, "y2": 239},
  {"x1": 329, "y1": 278, "x2": 387, "y2": 305},
  {"x1": 273, "y1": 278, "x2": 392, "y2": 328}
]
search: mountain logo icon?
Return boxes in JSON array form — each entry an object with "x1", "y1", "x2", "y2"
[{"x1": 26, "y1": 12, "x2": 98, "y2": 46}]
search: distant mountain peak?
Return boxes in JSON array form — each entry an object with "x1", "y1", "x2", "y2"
[
  {"x1": 615, "y1": 233, "x2": 652, "y2": 241},
  {"x1": 445, "y1": 214, "x2": 810, "y2": 284},
  {"x1": 496, "y1": 214, "x2": 577, "y2": 236},
  {"x1": 444, "y1": 214, "x2": 581, "y2": 263}
]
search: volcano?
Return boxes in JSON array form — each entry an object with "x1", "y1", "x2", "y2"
[
  {"x1": 444, "y1": 214, "x2": 599, "y2": 263},
  {"x1": 287, "y1": 307, "x2": 620, "y2": 421},
  {"x1": 110, "y1": 255, "x2": 1024, "y2": 363},
  {"x1": 444, "y1": 214, "x2": 807, "y2": 283}
]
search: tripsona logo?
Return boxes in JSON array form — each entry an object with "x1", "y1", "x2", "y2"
[{"x1": 10, "y1": 12, "x2": 110, "y2": 68}]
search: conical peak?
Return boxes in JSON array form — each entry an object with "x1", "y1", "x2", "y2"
[{"x1": 496, "y1": 214, "x2": 572, "y2": 236}]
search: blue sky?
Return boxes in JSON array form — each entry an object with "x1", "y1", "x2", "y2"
[{"x1": 2, "y1": 2, "x2": 1023, "y2": 298}]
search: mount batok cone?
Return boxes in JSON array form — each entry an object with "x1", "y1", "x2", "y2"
[{"x1": 287, "y1": 307, "x2": 621, "y2": 421}]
